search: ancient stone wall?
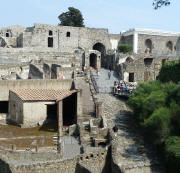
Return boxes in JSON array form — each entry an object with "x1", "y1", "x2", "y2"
[
  {"x1": 113, "y1": 53, "x2": 179, "y2": 82},
  {"x1": 138, "y1": 34, "x2": 178, "y2": 55},
  {"x1": 0, "y1": 149, "x2": 108, "y2": 173},
  {"x1": 8, "y1": 91, "x2": 24, "y2": 124},
  {"x1": 0, "y1": 23, "x2": 111, "y2": 53}
]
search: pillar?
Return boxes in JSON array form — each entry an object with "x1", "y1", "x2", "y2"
[
  {"x1": 133, "y1": 32, "x2": 138, "y2": 54},
  {"x1": 57, "y1": 100, "x2": 63, "y2": 155},
  {"x1": 96, "y1": 102, "x2": 104, "y2": 118},
  {"x1": 77, "y1": 90, "x2": 83, "y2": 119}
]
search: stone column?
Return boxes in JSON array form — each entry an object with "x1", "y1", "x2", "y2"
[
  {"x1": 57, "y1": 100, "x2": 63, "y2": 155},
  {"x1": 77, "y1": 90, "x2": 83, "y2": 120},
  {"x1": 96, "y1": 102, "x2": 104, "y2": 118},
  {"x1": 133, "y1": 32, "x2": 138, "y2": 54}
]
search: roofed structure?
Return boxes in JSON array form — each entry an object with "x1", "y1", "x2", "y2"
[{"x1": 10, "y1": 89, "x2": 78, "y2": 102}]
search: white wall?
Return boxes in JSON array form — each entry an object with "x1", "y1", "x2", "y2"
[
  {"x1": 23, "y1": 101, "x2": 55, "y2": 127},
  {"x1": 110, "y1": 39, "x2": 118, "y2": 50}
]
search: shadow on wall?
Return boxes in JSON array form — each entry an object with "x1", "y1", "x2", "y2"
[
  {"x1": 28, "y1": 64, "x2": 43, "y2": 79},
  {"x1": 0, "y1": 159, "x2": 12, "y2": 173}
]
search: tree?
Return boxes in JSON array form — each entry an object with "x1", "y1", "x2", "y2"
[
  {"x1": 153, "y1": 0, "x2": 170, "y2": 9},
  {"x1": 58, "y1": 7, "x2": 85, "y2": 27},
  {"x1": 117, "y1": 44, "x2": 133, "y2": 54}
]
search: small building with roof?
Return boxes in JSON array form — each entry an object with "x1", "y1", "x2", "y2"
[{"x1": 8, "y1": 89, "x2": 82, "y2": 128}]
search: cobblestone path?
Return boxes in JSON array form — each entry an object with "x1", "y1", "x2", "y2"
[
  {"x1": 91, "y1": 67, "x2": 166, "y2": 172},
  {"x1": 97, "y1": 93, "x2": 166, "y2": 173}
]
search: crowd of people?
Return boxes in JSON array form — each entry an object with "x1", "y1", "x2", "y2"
[{"x1": 113, "y1": 81, "x2": 136, "y2": 95}]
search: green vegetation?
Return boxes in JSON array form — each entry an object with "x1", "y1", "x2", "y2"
[
  {"x1": 117, "y1": 44, "x2": 133, "y2": 54},
  {"x1": 58, "y1": 7, "x2": 84, "y2": 27},
  {"x1": 159, "y1": 60, "x2": 180, "y2": 83},
  {"x1": 128, "y1": 60, "x2": 180, "y2": 173}
]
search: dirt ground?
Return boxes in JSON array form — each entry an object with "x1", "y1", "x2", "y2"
[{"x1": 0, "y1": 122, "x2": 58, "y2": 149}]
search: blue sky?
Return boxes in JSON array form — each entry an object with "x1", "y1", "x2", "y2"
[{"x1": 0, "y1": 0, "x2": 179, "y2": 33}]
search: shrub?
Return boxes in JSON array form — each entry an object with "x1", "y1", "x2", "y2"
[
  {"x1": 170, "y1": 102, "x2": 180, "y2": 135},
  {"x1": 143, "y1": 107, "x2": 171, "y2": 144},
  {"x1": 164, "y1": 136, "x2": 180, "y2": 173},
  {"x1": 128, "y1": 81, "x2": 165, "y2": 122},
  {"x1": 117, "y1": 44, "x2": 133, "y2": 53},
  {"x1": 159, "y1": 60, "x2": 180, "y2": 83}
]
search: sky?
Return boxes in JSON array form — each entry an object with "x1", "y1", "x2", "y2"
[{"x1": 0, "y1": 0, "x2": 179, "y2": 34}]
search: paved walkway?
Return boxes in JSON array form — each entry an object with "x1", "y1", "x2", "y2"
[
  {"x1": 89, "y1": 67, "x2": 166, "y2": 173},
  {"x1": 96, "y1": 94, "x2": 166, "y2": 172},
  {"x1": 90, "y1": 68, "x2": 120, "y2": 93},
  {"x1": 61, "y1": 136, "x2": 81, "y2": 159}
]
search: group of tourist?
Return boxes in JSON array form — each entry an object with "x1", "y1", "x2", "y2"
[{"x1": 113, "y1": 81, "x2": 136, "y2": 95}]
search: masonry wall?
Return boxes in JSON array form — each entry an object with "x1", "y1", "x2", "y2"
[
  {"x1": 8, "y1": 91, "x2": 24, "y2": 124},
  {"x1": 16, "y1": 24, "x2": 112, "y2": 53},
  {"x1": 138, "y1": 34, "x2": 178, "y2": 55},
  {"x1": 114, "y1": 53, "x2": 179, "y2": 83},
  {"x1": 0, "y1": 149, "x2": 108, "y2": 173}
]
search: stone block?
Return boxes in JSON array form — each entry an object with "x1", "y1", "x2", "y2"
[{"x1": 69, "y1": 124, "x2": 79, "y2": 136}]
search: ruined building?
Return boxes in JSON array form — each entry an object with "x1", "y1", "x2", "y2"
[{"x1": 0, "y1": 23, "x2": 179, "y2": 173}]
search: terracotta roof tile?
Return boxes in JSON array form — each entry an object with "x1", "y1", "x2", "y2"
[{"x1": 10, "y1": 89, "x2": 78, "y2": 101}]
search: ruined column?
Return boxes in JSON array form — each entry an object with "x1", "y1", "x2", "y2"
[
  {"x1": 133, "y1": 31, "x2": 138, "y2": 54},
  {"x1": 77, "y1": 90, "x2": 83, "y2": 119},
  {"x1": 57, "y1": 100, "x2": 63, "y2": 155},
  {"x1": 96, "y1": 102, "x2": 104, "y2": 118}
]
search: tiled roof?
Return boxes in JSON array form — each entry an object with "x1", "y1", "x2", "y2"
[{"x1": 10, "y1": 89, "x2": 78, "y2": 102}]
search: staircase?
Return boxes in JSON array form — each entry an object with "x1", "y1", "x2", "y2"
[{"x1": 90, "y1": 68, "x2": 120, "y2": 93}]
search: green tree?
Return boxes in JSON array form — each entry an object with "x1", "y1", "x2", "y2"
[
  {"x1": 117, "y1": 44, "x2": 133, "y2": 54},
  {"x1": 58, "y1": 7, "x2": 85, "y2": 27}
]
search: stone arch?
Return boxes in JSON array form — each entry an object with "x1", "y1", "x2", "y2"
[
  {"x1": 145, "y1": 39, "x2": 153, "y2": 53},
  {"x1": 89, "y1": 53, "x2": 97, "y2": 69},
  {"x1": 125, "y1": 56, "x2": 134, "y2": 63},
  {"x1": 93, "y1": 42, "x2": 106, "y2": 67},
  {"x1": 0, "y1": 37, "x2": 7, "y2": 47},
  {"x1": 176, "y1": 37, "x2": 180, "y2": 56},
  {"x1": 166, "y1": 41, "x2": 173, "y2": 51},
  {"x1": 144, "y1": 58, "x2": 153, "y2": 67}
]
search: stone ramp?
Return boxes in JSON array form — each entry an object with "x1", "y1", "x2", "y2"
[
  {"x1": 97, "y1": 94, "x2": 166, "y2": 173},
  {"x1": 90, "y1": 68, "x2": 120, "y2": 93}
]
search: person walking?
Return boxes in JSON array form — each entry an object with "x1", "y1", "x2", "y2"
[{"x1": 108, "y1": 70, "x2": 111, "y2": 79}]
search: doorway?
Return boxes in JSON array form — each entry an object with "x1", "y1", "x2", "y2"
[
  {"x1": 89, "y1": 53, "x2": 97, "y2": 69},
  {"x1": 63, "y1": 93, "x2": 77, "y2": 126},
  {"x1": 47, "y1": 104, "x2": 57, "y2": 120},
  {"x1": 48, "y1": 37, "x2": 53, "y2": 47},
  {"x1": 0, "y1": 101, "x2": 8, "y2": 113},
  {"x1": 129, "y1": 73, "x2": 134, "y2": 82}
]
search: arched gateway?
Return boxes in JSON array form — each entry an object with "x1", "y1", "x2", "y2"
[{"x1": 93, "y1": 43, "x2": 106, "y2": 67}]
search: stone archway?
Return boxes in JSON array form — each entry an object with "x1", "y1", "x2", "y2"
[
  {"x1": 166, "y1": 41, "x2": 173, "y2": 52},
  {"x1": 93, "y1": 42, "x2": 106, "y2": 67},
  {"x1": 145, "y1": 39, "x2": 152, "y2": 53},
  {"x1": 89, "y1": 53, "x2": 97, "y2": 69}
]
